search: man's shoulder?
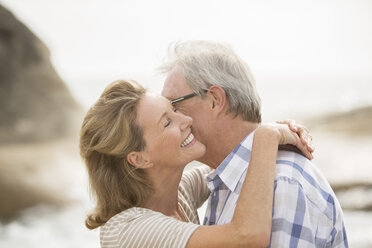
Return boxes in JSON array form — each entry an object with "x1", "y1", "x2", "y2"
[
  {"x1": 275, "y1": 150, "x2": 326, "y2": 184},
  {"x1": 274, "y1": 150, "x2": 336, "y2": 212}
]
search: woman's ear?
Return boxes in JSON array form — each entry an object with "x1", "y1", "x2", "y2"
[
  {"x1": 208, "y1": 85, "x2": 226, "y2": 114},
  {"x1": 127, "y1": 151, "x2": 153, "y2": 169}
]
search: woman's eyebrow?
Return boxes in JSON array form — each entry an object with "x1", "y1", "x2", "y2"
[{"x1": 157, "y1": 112, "x2": 167, "y2": 125}]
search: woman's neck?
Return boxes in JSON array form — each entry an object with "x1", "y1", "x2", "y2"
[{"x1": 143, "y1": 166, "x2": 184, "y2": 218}]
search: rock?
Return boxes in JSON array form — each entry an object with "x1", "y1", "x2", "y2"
[
  {"x1": 0, "y1": 5, "x2": 84, "y2": 218},
  {"x1": 0, "y1": 5, "x2": 82, "y2": 144},
  {"x1": 0, "y1": 140, "x2": 86, "y2": 219}
]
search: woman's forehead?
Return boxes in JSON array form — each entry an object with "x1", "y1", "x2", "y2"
[
  {"x1": 144, "y1": 92, "x2": 170, "y2": 105},
  {"x1": 136, "y1": 93, "x2": 170, "y2": 126}
]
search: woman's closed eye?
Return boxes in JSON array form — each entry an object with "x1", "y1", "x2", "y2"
[
  {"x1": 164, "y1": 118, "x2": 171, "y2": 128},
  {"x1": 163, "y1": 107, "x2": 178, "y2": 128}
]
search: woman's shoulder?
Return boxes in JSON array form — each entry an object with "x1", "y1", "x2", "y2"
[
  {"x1": 179, "y1": 164, "x2": 209, "y2": 203},
  {"x1": 103, "y1": 207, "x2": 155, "y2": 228},
  {"x1": 100, "y1": 207, "x2": 199, "y2": 248},
  {"x1": 181, "y1": 164, "x2": 211, "y2": 186},
  {"x1": 100, "y1": 208, "x2": 161, "y2": 244}
]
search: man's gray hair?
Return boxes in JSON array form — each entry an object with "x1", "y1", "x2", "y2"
[{"x1": 160, "y1": 40, "x2": 262, "y2": 123}]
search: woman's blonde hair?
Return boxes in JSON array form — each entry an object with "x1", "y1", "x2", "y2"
[{"x1": 79, "y1": 79, "x2": 151, "y2": 229}]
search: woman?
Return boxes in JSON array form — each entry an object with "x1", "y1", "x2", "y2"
[{"x1": 79, "y1": 79, "x2": 313, "y2": 248}]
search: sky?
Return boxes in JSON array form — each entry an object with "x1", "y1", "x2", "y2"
[{"x1": 1, "y1": 0, "x2": 372, "y2": 114}]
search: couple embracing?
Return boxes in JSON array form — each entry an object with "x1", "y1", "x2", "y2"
[{"x1": 80, "y1": 41, "x2": 348, "y2": 247}]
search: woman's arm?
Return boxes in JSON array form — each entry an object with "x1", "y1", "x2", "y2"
[{"x1": 187, "y1": 124, "x2": 308, "y2": 248}]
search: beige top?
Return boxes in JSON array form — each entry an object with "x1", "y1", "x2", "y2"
[{"x1": 100, "y1": 165, "x2": 211, "y2": 248}]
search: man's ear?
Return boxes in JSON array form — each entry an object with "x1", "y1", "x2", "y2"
[
  {"x1": 127, "y1": 151, "x2": 153, "y2": 169},
  {"x1": 208, "y1": 85, "x2": 226, "y2": 114}
]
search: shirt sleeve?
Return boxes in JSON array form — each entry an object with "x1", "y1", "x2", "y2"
[
  {"x1": 181, "y1": 164, "x2": 211, "y2": 209},
  {"x1": 101, "y1": 210, "x2": 200, "y2": 248},
  {"x1": 270, "y1": 176, "x2": 335, "y2": 247},
  {"x1": 325, "y1": 202, "x2": 349, "y2": 247}
]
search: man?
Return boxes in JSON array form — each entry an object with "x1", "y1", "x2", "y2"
[{"x1": 160, "y1": 41, "x2": 348, "y2": 247}]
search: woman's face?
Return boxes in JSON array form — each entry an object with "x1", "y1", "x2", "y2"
[{"x1": 135, "y1": 92, "x2": 206, "y2": 168}]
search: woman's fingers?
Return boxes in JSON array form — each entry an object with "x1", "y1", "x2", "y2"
[
  {"x1": 297, "y1": 125, "x2": 314, "y2": 153},
  {"x1": 293, "y1": 133, "x2": 314, "y2": 160},
  {"x1": 276, "y1": 119, "x2": 297, "y2": 132},
  {"x1": 284, "y1": 127, "x2": 313, "y2": 160},
  {"x1": 276, "y1": 119, "x2": 315, "y2": 158},
  {"x1": 286, "y1": 133, "x2": 313, "y2": 160}
]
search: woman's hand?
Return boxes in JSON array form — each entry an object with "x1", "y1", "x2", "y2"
[
  {"x1": 259, "y1": 121, "x2": 314, "y2": 160},
  {"x1": 276, "y1": 119, "x2": 314, "y2": 153}
]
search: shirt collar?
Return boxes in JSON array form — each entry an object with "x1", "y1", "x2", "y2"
[{"x1": 206, "y1": 131, "x2": 255, "y2": 192}]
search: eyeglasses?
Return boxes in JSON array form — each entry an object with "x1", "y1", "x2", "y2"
[{"x1": 170, "y1": 89, "x2": 208, "y2": 104}]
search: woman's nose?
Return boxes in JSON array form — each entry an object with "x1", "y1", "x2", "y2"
[{"x1": 179, "y1": 113, "x2": 193, "y2": 130}]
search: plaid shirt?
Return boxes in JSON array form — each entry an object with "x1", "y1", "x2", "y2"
[{"x1": 203, "y1": 132, "x2": 349, "y2": 247}]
